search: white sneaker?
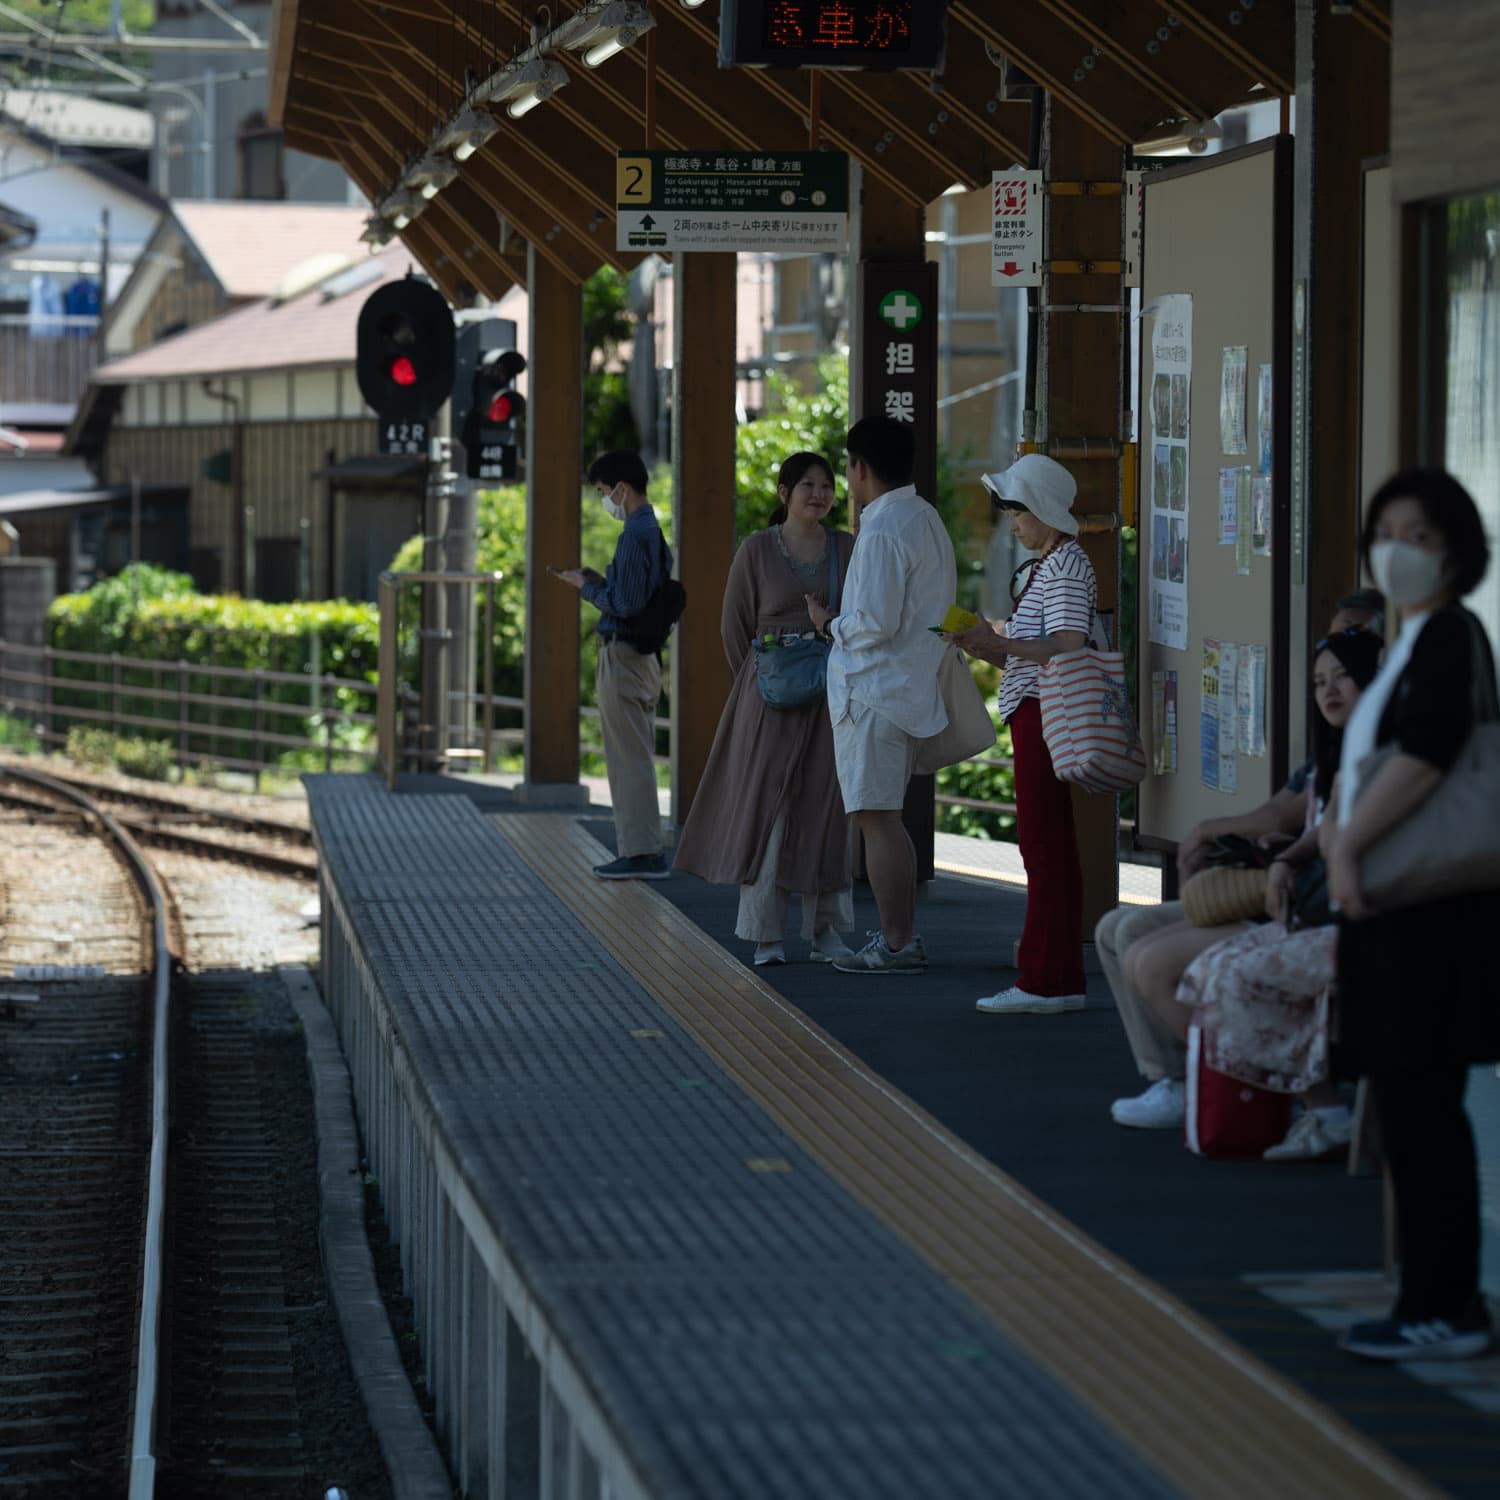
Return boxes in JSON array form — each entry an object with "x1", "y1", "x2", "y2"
[
  {"x1": 753, "y1": 942, "x2": 785, "y2": 967},
  {"x1": 975, "y1": 985, "x2": 1086, "y2": 1015},
  {"x1": 810, "y1": 928, "x2": 854, "y2": 964},
  {"x1": 1111, "y1": 1077, "x2": 1186, "y2": 1129},
  {"x1": 1263, "y1": 1107, "x2": 1352, "y2": 1161}
]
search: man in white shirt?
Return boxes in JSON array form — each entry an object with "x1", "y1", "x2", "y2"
[{"x1": 806, "y1": 417, "x2": 956, "y2": 973}]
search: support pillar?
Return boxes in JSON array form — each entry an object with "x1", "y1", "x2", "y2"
[
  {"x1": 521, "y1": 246, "x2": 585, "y2": 802},
  {"x1": 850, "y1": 163, "x2": 935, "y2": 880},
  {"x1": 1040, "y1": 100, "x2": 1125, "y2": 927},
  {"x1": 1296, "y1": 4, "x2": 1390, "y2": 641},
  {"x1": 670, "y1": 253, "x2": 738, "y2": 824}
]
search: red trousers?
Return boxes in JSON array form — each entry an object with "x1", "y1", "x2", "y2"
[{"x1": 1008, "y1": 695, "x2": 1086, "y2": 996}]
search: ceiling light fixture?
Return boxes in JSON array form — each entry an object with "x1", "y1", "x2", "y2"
[
  {"x1": 378, "y1": 189, "x2": 426, "y2": 232},
  {"x1": 559, "y1": 1, "x2": 657, "y2": 67},
  {"x1": 474, "y1": 56, "x2": 570, "y2": 110},
  {"x1": 434, "y1": 106, "x2": 501, "y2": 163},
  {"x1": 405, "y1": 151, "x2": 460, "y2": 200}
]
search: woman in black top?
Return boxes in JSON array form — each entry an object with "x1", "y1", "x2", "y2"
[{"x1": 1327, "y1": 468, "x2": 1499, "y2": 1363}]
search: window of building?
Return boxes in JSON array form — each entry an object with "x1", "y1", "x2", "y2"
[
  {"x1": 1438, "y1": 190, "x2": 1500, "y2": 650},
  {"x1": 237, "y1": 111, "x2": 285, "y2": 201}
]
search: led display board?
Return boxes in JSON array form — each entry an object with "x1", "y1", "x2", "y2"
[{"x1": 719, "y1": 0, "x2": 948, "y2": 71}]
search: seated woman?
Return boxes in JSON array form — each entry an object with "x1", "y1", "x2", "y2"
[
  {"x1": 674, "y1": 452, "x2": 857, "y2": 966},
  {"x1": 1176, "y1": 628, "x2": 1383, "y2": 1160},
  {"x1": 1121, "y1": 628, "x2": 1383, "y2": 1137}
]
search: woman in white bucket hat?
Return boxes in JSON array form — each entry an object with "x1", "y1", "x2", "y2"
[{"x1": 947, "y1": 454, "x2": 1097, "y2": 1014}]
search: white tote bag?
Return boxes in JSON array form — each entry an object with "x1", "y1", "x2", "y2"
[
  {"x1": 1037, "y1": 620, "x2": 1146, "y2": 794},
  {"x1": 913, "y1": 646, "x2": 997, "y2": 776}
]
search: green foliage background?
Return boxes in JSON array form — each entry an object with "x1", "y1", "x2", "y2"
[{"x1": 46, "y1": 564, "x2": 378, "y2": 768}]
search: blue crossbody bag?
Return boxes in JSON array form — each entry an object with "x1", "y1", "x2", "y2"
[{"x1": 752, "y1": 539, "x2": 842, "y2": 710}]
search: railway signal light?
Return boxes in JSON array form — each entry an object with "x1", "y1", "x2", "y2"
[
  {"x1": 453, "y1": 317, "x2": 526, "y2": 482},
  {"x1": 355, "y1": 278, "x2": 455, "y2": 445}
]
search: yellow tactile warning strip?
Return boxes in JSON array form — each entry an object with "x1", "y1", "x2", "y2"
[{"x1": 494, "y1": 814, "x2": 1438, "y2": 1500}]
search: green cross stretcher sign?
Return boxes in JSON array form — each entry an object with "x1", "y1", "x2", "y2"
[{"x1": 879, "y1": 289, "x2": 924, "y2": 331}]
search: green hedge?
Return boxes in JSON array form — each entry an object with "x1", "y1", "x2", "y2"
[{"x1": 46, "y1": 565, "x2": 378, "y2": 767}]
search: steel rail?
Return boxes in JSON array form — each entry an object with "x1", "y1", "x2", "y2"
[{"x1": 0, "y1": 766, "x2": 173, "y2": 1500}]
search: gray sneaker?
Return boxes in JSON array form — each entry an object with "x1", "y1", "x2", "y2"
[{"x1": 831, "y1": 931, "x2": 927, "y2": 974}]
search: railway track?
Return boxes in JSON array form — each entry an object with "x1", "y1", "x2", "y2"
[
  {"x1": 0, "y1": 771, "x2": 316, "y2": 882},
  {"x1": 0, "y1": 769, "x2": 387, "y2": 1498},
  {"x1": 0, "y1": 767, "x2": 169, "y2": 1497}
]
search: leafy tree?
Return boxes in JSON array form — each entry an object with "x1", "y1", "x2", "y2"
[
  {"x1": 581, "y1": 266, "x2": 638, "y2": 458},
  {"x1": 7, "y1": 0, "x2": 153, "y2": 30}
]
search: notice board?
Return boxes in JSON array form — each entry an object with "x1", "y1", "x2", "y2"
[{"x1": 1136, "y1": 138, "x2": 1293, "y2": 849}]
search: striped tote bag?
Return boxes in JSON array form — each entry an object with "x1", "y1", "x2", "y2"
[{"x1": 1037, "y1": 626, "x2": 1146, "y2": 794}]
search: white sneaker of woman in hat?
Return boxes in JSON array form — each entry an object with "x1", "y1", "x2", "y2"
[{"x1": 944, "y1": 454, "x2": 1097, "y2": 1015}]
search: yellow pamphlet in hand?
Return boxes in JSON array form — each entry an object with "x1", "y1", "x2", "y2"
[{"x1": 941, "y1": 605, "x2": 979, "y2": 633}]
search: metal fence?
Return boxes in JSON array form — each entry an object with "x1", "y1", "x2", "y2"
[{"x1": 0, "y1": 638, "x2": 378, "y2": 781}]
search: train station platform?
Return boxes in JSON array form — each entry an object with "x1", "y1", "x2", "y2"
[{"x1": 308, "y1": 772, "x2": 1500, "y2": 1499}]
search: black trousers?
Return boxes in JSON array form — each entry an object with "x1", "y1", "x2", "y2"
[{"x1": 1371, "y1": 1067, "x2": 1480, "y2": 1323}]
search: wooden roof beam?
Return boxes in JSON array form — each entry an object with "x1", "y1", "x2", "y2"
[
  {"x1": 332, "y1": 143, "x2": 471, "y2": 306},
  {"x1": 948, "y1": 4, "x2": 1208, "y2": 145},
  {"x1": 1156, "y1": 1, "x2": 1295, "y2": 97}
]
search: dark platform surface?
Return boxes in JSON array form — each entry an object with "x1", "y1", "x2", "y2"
[
  {"x1": 309, "y1": 776, "x2": 1178, "y2": 1499},
  {"x1": 592, "y1": 819, "x2": 1500, "y2": 1499}
]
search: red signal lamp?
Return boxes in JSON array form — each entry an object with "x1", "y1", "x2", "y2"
[
  {"x1": 390, "y1": 356, "x2": 417, "y2": 387},
  {"x1": 486, "y1": 392, "x2": 514, "y2": 424}
]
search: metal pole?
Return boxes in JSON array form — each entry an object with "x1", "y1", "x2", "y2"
[
  {"x1": 444, "y1": 474, "x2": 475, "y2": 758},
  {"x1": 482, "y1": 577, "x2": 494, "y2": 773},
  {"x1": 419, "y1": 407, "x2": 452, "y2": 772},
  {"x1": 130, "y1": 469, "x2": 141, "y2": 563}
]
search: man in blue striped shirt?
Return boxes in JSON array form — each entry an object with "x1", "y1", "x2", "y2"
[{"x1": 552, "y1": 450, "x2": 671, "y2": 879}]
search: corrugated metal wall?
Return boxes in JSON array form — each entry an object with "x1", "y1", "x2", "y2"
[{"x1": 102, "y1": 417, "x2": 378, "y2": 596}]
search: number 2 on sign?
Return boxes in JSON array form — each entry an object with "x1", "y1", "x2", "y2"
[{"x1": 617, "y1": 156, "x2": 652, "y2": 205}]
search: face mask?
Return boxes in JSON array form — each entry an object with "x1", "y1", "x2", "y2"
[
  {"x1": 600, "y1": 486, "x2": 626, "y2": 522},
  {"x1": 1368, "y1": 539, "x2": 1448, "y2": 608}
]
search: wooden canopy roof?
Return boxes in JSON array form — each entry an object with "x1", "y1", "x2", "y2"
[{"x1": 269, "y1": 0, "x2": 1391, "y2": 302}]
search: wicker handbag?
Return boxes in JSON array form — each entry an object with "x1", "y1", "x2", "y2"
[{"x1": 1181, "y1": 866, "x2": 1269, "y2": 927}]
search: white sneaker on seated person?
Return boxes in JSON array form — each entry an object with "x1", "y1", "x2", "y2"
[
  {"x1": 1263, "y1": 1106, "x2": 1351, "y2": 1162},
  {"x1": 1110, "y1": 1077, "x2": 1186, "y2": 1129},
  {"x1": 975, "y1": 985, "x2": 1085, "y2": 1015}
]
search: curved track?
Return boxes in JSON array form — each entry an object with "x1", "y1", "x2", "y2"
[{"x1": 0, "y1": 766, "x2": 172, "y2": 1498}]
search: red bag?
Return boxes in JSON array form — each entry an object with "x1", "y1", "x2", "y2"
[{"x1": 1184, "y1": 1024, "x2": 1292, "y2": 1159}]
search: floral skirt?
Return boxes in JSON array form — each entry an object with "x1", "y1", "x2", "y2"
[{"x1": 1176, "y1": 922, "x2": 1337, "y2": 1094}]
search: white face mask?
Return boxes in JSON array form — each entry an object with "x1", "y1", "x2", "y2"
[
  {"x1": 1368, "y1": 539, "x2": 1448, "y2": 608},
  {"x1": 599, "y1": 485, "x2": 627, "y2": 522}
]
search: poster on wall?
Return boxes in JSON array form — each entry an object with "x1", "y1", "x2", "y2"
[
  {"x1": 1256, "y1": 363, "x2": 1273, "y2": 475},
  {"x1": 1200, "y1": 638, "x2": 1220, "y2": 790},
  {"x1": 1148, "y1": 294, "x2": 1192, "y2": 651},
  {"x1": 1250, "y1": 476, "x2": 1272, "y2": 557},
  {"x1": 1220, "y1": 345, "x2": 1248, "y2": 455},
  {"x1": 1151, "y1": 669, "x2": 1179, "y2": 775}
]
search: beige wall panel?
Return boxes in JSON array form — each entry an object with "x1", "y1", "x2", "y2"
[{"x1": 293, "y1": 370, "x2": 341, "y2": 420}]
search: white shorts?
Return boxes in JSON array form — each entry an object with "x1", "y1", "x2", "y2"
[{"x1": 832, "y1": 699, "x2": 917, "y2": 812}]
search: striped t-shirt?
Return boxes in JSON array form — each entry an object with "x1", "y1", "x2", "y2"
[{"x1": 996, "y1": 539, "x2": 1098, "y2": 723}]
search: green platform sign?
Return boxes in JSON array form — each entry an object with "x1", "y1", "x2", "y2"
[{"x1": 616, "y1": 150, "x2": 849, "y2": 254}]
